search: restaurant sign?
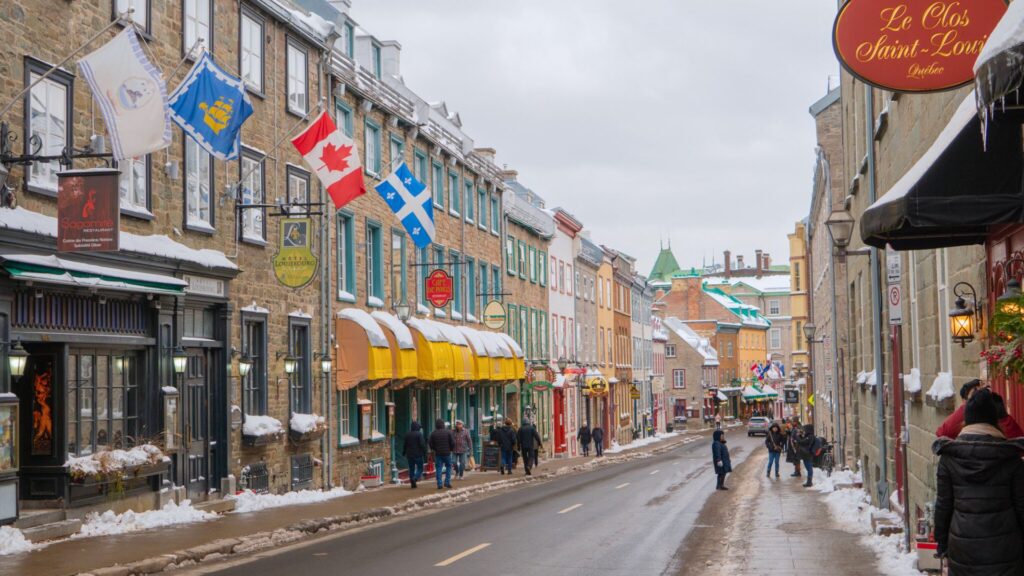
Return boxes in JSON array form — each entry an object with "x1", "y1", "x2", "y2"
[
  {"x1": 833, "y1": 0, "x2": 1007, "y2": 93},
  {"x1": 425, "y1": 269, "x2": 453, "y2": 308},
  {"x1": 57, "y1": 169, "x2": 120, "y2": 252},
  {"x1": 273, "y1": 218, "x2": 318, "y2": 288}
]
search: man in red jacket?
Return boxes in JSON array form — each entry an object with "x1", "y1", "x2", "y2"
[{"x1": 935, "y1": 379, "x2": 1024, "y2": 439}]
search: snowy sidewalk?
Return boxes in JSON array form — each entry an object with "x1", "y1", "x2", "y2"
[{"x1": 677, "y1": 450, "x2": 896, "y2": 576}]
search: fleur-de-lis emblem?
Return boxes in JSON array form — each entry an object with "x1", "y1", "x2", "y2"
[
  {"x1": 412, "y1": 227, "x2": 421, "y2": 235},
  {"x1": 386, "y1": 192, "x2": 396, "y2": 201}
]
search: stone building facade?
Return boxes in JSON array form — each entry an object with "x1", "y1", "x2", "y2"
[{"x1": 663, "y1": 318, "x2": 719, "y2": 428}]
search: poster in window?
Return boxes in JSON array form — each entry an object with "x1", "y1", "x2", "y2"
[
  {"x1": 25, "y1": 355, "x2": 55, "y2": 456},
  {"x1": 57, "y1": 169, "x2": 120, "y2": 252},
  {"x1": 0, "y1": 401, "x2": 17, "y2": 473},
  {"x1": 359, "y1": 402, "x2": 372, "y2": 440}
]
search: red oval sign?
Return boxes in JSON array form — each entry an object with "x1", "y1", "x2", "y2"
[
  {"x1": 425, "y1": 269, "x2": 454, "y2": 308},
  {"x1": 833, "y1": 0, "x2": 1007, "y2": 93}
]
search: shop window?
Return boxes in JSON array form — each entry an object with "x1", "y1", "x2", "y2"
[
  {"x1": 66, "y1": 351, "x2": 140, "y2": 456},
  {"x1": 242, "y1": 314, "x2": 267, "y2": 416},
  {"x1": 286, "y1": 39, "x2": 308, "y2": 116},
  {"x1": 337, "y1": 389, "x2": 359, "y2": 444},
  {"x1": 289, "y1": 319, "x2": 311, "y2": 414},
  {"x1": 239, "y1": 9, "x2": 264, "y2": 92}
]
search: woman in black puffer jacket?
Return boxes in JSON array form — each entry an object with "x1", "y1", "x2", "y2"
[{"x1": 933, "y1": 389, "x2": 1024, "y2": 576}]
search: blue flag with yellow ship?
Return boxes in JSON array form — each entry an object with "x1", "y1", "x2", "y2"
[{"x1": 168, "y1": 53, "x2": 253, "y2": 161}]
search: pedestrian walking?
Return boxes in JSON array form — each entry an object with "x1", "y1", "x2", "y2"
[
  {"x1": 494, "y1": 418, "x2": 516, "y2": 475},
  {"x1": 934, "y1": 389, "x2": 1024, "y2": 576},
  {"x1": 714, "y1": 413, "x2": 722, "y2": 431},
  {"x1": 428, "y1": 418, "x2": 455, "y2": 489},
  {"x1": 592, "y1": 426, "x2": 605, "y2": 457},
  {"x1": 517, "y1": 419, "x2": 543, "y2": 476},
  {"x1": 765, "y1": 421, "x2": 784, "y2": 479},
  {"x1": 785, "y1": 418, "x2": 802, "y2": 478},
  {"x1": 797, "y1": 424, "x2": 816, "y2": 487},
  {"x1": 578, "y1": 424, "x2": 592, "y2": 456},
  {"x1": 452, "y1": 420, "x2": 472, "y2": 479},
  {"x1": 935, "y1": 379, "x2": 1024, "y2": 439},
  {"x1": 402, "y1": 420, "x2": 427, "y2": 489},
  {"x1": 712, "y1": 429, "x2": 732, "y2": 490}
]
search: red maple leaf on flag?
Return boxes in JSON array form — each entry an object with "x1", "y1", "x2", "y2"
[{"x1": 319, "y1": 142, "x2": 352, "y2": 173}]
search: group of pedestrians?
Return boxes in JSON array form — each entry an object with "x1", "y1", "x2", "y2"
[
  {"x1": 576, "y1": 424, "x2": 605, "y2": 457},
  {"x1": 711, "y1": 416, "x2": 822, "y2": 492},
  {"x1": 489, "y1": 418, "x2": 544, "y2": 475},
  {"x1": 401, "y1": 419, "x2": 475, "y2": 490}
]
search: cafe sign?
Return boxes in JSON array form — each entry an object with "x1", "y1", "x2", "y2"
[
  {"x1": 425, "y1": 269, "x2": 453, "y2": 308},
  {"x1": 273, "y1": 218, "x2": 318, "y2": 288},
  {"x1": 833, "y1": 0, "x2": 1007, "y2": 93}
]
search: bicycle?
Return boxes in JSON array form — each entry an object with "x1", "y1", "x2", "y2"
[{"x1": 812, "y1": 440, "x2": 835, "y2": 477}]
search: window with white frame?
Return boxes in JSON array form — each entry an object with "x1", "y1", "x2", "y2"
[
  {"x1": 937, "y1": 249, "x2": 952, "y2": 372},
  {"x1": 432, "y1": 161, "x2": 444, "y2": 209},
  {"x1": 118, "y1": 156, "x2": 150, "y2": 214},
  {"x1": 185, "y1": 137, "x2": 213, "y2": 230},
  {"x1": 26, "y1": 63, "x2": 71, "y2": 193},
  {"x1": 673, "y1": 369, "x2": 686, "y2": 389},
  {"x1": 464, "y1": 179, "x2": 475, "y2": 222},
  {"x1": 183, "y1": 0, "x2": 211, "y2": 55},
  {"x1": 490, "y1": 194, "x2": 500, "y2": 232},
  {"x1": 665, "y1": 344, "x2": 676, "y2": 358},
  {"x1": 286, "y1": 40, "x2": 308, "y2": 115},
  {"x1": 240, "y1": 11, "x2": 263, "y2": 91},
  {"x1": 115, "y1": 0, "x2": 150, "y2": 33},
  {"x1": 390, "y1": 136, "x2": 404, "y2": 168},
  {"x1": 240, "y1": 149, "x2": 265, "y2": 242},
  {"x1": 769, "y1": 328, "x2": 782, "y2": 350},
  {"x1": 371, "y1": 42, "x2": 382, "y2": 78},
  {"x1": 768, "y1": 299, "x2": 780, "y2": 315},
  {"x1": 448, "y1": 170, "x2": 460, "y2": 215},
  {"x1": 287, "y1": 166, "x2": 309, "y2": 210},
  {"x1": 364, "y1": 121, "x2": 381, "y2": 175}
]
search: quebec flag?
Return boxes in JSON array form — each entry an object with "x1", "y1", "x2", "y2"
[
  {"x1": 374, "y1": 162, "x2": 435, "y2": 248},
  {"x1": 168, "y1": 53, "x2": 253, "y2": 161}
]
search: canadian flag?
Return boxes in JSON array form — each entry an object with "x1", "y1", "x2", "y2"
[{"x1": 291, "y1": 111, "x2": 366, "y2": 208}]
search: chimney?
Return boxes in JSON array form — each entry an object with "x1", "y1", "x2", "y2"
[
  {"x1": 500, "y1": 169, "x2": 518, "y2": 182},
  {"x1": 380, "y1": 41, "x2": 402, "y2": 78},
  {"x1": 755, "y1": 249, "x2": 763, "y2": 278},
  {"x1": 474, "y1": 147, "x2": 497, "y2": 164},
  {"x1": 763, "y1": 253, "x2": 771, "y2": 271},
  {"x1": 737, "y1": 254, "x2": 744, "y2": 270},
  {"x1": 724, "y1": 250, "x2": 731, "y2": 278}
]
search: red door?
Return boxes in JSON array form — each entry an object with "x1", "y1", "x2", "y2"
[{"x1": 553, "y1": 389, "x2": 566, "y2": 454}]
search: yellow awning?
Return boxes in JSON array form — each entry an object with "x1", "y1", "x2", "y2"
[
  {"x1": 497, "y1": 333, "x2": 526, "y2": 380},
  {"x1": 457, "y1": 326, "x2": 492, "y2": 381},
  {"x1": 407, "y1": 317, "x2": 455, "y2": 381},
  {"x1": 430, "y1": 321, "x2": 474, "y2": 381},
  {"x1": 335, "y1": 309, "x2": 392, "y2": 390},
  {"x1": 475, "y1": 329, "x2": 512, "y2": 380},
  {"x1": 371, "y1": 311, "x2": 418, "y2": 383}
]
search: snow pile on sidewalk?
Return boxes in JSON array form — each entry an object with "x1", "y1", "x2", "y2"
[
  {"x1": 814, "y1": 468, "x2": 862, "y2": 494},
  {"x1": 231, "y1": 486, "x2": 354, "y2": 513},
  {"x1": 76, "y1": 500, "x2": 215, "y2": 538},
  {"x1": 605, "y1": 432, "x2": 678, "y2": 454},
  {"x1": 818, "y1": 479, "x2": 923, "y2": 576},
  {"x1": 0, "y1": 526, "x2": 35, "y2": 556}
]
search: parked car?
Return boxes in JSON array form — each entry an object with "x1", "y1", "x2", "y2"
[{"x1": 747, "y1": 416, "x2": 771, "y2": 436}]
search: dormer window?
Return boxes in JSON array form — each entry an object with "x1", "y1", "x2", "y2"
[
  {"x1": 371, "y1": 43, "x2": 382, "y2": 78},
  {"x1": 341, "y1": 21, "x2": 354, "y2": 57}
]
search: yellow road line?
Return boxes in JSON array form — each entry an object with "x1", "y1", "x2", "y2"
[{"x1": 435, "y1": 543, "x2": 491, "y2": 567}]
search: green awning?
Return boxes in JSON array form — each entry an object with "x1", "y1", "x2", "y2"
[
  {"x1": 504, "y1": 383, "x2": 520, "y2": 394},
  {"x1": 2, "y1": 253, "x2": 186, "y2": 295},
  {"x1": 524, "y1": 380, "x2": 551, "y2": 392}
]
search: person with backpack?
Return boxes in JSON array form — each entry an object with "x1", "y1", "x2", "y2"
[
  {"x1": 712, "y1": 429, "x2": 732, "y2": 490},
  {"x1": 428, "y1": 419, "x2": 455, "y2": 489},
  {"x1": 402, "y1": 420, "x2": 427, "y2": 489},
  {"x1": 785, "y1": 418, "x2": 802, "y2": 478},
  {"x1": 517, "y1": 419, "x2": 544, "y2": 476},
  {"x1": 578, "y1": 424, "x2": 592, "y2": 456},
  {"x1": 934, "y1": 388, "x2": 1024, "y2": 575},
  {"x1": 797, "y1": 424, "x2": 817, "y2": 487},
  {"x1": 494, "y1": 418, "x2": 516, "y2": 475},
  {"x1": 765, "y1": 422, "x2": 784, "y2": 479}
]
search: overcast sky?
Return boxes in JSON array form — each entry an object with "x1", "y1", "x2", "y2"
[{"x1": 350, "y1": 1, "x2": 839, "y2": 276}]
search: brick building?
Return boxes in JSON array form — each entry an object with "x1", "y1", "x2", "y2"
[{"x1": 663, "y1": 318, "x2": 719, "y2": 428}]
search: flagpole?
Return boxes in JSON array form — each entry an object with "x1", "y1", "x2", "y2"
[
  {"x1": 0, "y1": 11, "x2": 133, "y2": 120},
  {"x1": 165, "y1": 39, "x2": 205, "y2": 85}
]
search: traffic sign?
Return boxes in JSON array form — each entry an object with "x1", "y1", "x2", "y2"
[
  {"x1": 425, "y1": 269, "x2": 453, "y2": 308},
  {"x1": 888, "y1": 285, "x2": 903, "y2": 325},
  {"x1": 886, "y1": 246, "x2": 901, "y2": 285}
]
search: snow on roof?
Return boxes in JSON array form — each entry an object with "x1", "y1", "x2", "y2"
[
  {"x1": 664, "y1": 317, "x2": 719, "y2": 365},
  {"x1": 703, "y1": 287, "x2": 770, "y2": 328},
  {"x1": 496, "y1": 333, "x2": 524, "y2": 357},
  {"x1": 478, "y1": 331, "x2": 513, "y2": 358},
  {"x1": 975, "y1": 0, "x2": 1024, "y2": 76},
  {"x1": 288, "y1": 8, "x2": 334, "y2": 37},
  {"x1": 288, "y1": 309, "x2": 312, "y2": 319},
  {"x1": 242, "y1": 301, "x2": 270, "y2": 314},
  {"x1": 431, "y1": 320, "x2": 468, "y2": 347},
  {"x1": 704, "y1": 275, "x2": 792, "y2": 294},
  {"x1": 370, "y1": 311, "x2": 415, "y2": 349},
  {"x1": 456, "y1": 326, "x2": 488, "y2": 356},
  {"x1": 337, "y1": 308, "x2": 389, "y2": 348},
  {"x1": 406, "y1": 317, "x2": 446, "y2": 343},
  {"x1": 0, "y1": 252, "x2": 188, "y2": 287},
  {"x1": 0, "y1": 207, "x2": 237, "y2": 270}
]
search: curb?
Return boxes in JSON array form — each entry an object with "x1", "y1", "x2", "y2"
[{"x1": 76, "y1": 436, "x2": 689, "y2": 575}]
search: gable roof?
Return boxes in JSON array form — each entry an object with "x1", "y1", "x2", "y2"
[{"x1": 665, "y1": 317, "x2": 719, "y2": 365}]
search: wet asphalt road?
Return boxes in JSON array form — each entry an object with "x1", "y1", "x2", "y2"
[{"x1": 193, "y1": 432, "x2": 761, "y2": 576}]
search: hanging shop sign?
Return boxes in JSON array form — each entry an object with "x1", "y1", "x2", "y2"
[
  {"x1": 630, "y1": 385, "x2": 642, "y2": 400},
  {"x1": 425, "y1": 269, "x2": 454, "y2": 308},
  {"x1": 57, "y1": 169, "x2": 120, "y2": 252},
  {"x1": 784, "y1": 388, "x2": 800, "y2": 404},
  {"x1": 273, "y1": 218, "x2": 318, "y2": 288},
  {"x1": 833, "y1": 0, "x2": 1007, "y2": 93},
  {"x1": 483, "y1": 300, "x2": 507, "y2": 330}
]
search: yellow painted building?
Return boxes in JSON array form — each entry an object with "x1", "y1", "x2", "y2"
[
  {"x1": 789, "y1": 220, "x2": 811, "y2": 421},
  {"x1": 590, "y1": 257, "x2": 616, "y2": 443}
]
